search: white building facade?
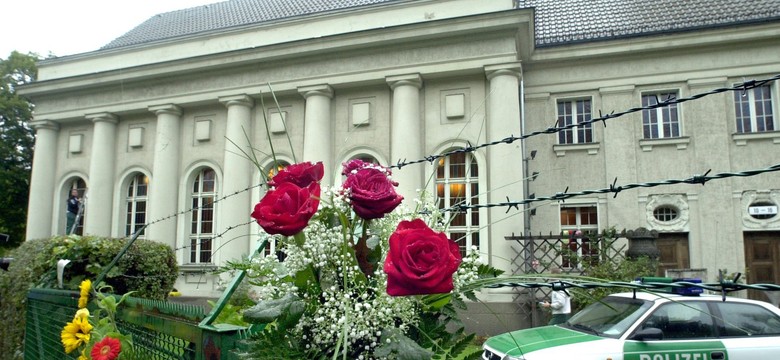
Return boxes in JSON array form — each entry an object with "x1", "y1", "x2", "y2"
[{"x1": 19, "y1": 0, "x2": 780, "y2": 323}]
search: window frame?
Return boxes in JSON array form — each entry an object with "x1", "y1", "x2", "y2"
[
  {"x1": 188, "y1": 167, "x2": 217, "y2": 265},
  {"x1": 734, "y1": 81, "x2": 776, "y2": 134},
  {"x1": 559, "y1": 204, "x2": 599, "y2": 268},
  {"x1": 641, "y1": 90, "x2": 682, "y2": 139},
  {"x1": 435, "y1": 149, "x2": 481, "y2": 257},
  {"x1": 556, "y1": 97, "x2": 594, "y2": 144},
  {"x1": 125, "y1": 173, "x2": 148, "y2": 237}
]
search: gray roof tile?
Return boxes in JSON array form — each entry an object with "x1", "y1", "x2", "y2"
[
  {"x1": 102, "y1": 0, "x2": 780, "y2": 50},
  {"x1": 519, "y1": 0, "x2": 780, "y2": 47},
  {"x1": 102, "y1": 0, "x2": 400, "y2": 49}
]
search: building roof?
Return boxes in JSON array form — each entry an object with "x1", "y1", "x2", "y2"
[
  {"x1": 102, "y1": 0, "x2": 780, "y2": 51},
  {"x1": 102, "y1": 0, "x2": 401, "y2": 50},
  {"x1": 521, "y1": 0, "x2": 780, "y2": 47}
]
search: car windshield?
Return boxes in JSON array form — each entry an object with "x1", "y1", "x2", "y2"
[{"x1": 563, "y1": 296, "x2": 653, "y2": 338}]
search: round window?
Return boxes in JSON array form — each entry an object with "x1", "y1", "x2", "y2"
[{"x1": 653, "y1": 206, "x2": 679, "y2": 222}]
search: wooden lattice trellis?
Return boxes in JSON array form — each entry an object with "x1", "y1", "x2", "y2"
[{"x1": 504, "y1": 231, "x2": 629, "y2": 326}]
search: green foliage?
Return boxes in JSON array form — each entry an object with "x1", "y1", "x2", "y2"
[
  {"x1": 0, "y1": 51, "x2": 38, "y2": 250},
  {"x1": 571, "y1": 251, "x2": 657, "y2": 311},
  {"x1": 555, "y1": 227, "x2": 659, "y2": 310},
  {"x1": 46, "y1": 235, "x2": 178, "y2": 299},
  {"x1": 83, "y1": 284, "x2": 137, "y2": 360},
  {"x1": 0, "y1": 237, "x2": 52, "y2": 359},
  {"x1": 0, "y1": 235, "x2": 178, "y2": 358}
]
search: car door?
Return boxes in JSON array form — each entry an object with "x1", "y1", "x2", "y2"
[
  {"x1": 711, "y1": 301, "x2": 780, "y2": 360},
  {"x1": 623, "y1": 301, "x2": 728, "y2": 360}
]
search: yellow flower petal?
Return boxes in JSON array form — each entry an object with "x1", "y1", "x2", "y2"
[
  {"x1": 78, "y1": 279, "x2": 92, "y2": 308},
  {"x1": 74, "y1": 308, "x2": 90, "y2": 321}
]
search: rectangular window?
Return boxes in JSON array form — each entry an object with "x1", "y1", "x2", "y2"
[
  {"x1": 642, "y1": 91, "x2": 680, "y2": 139},
  {"x1": 436, "y1": 151, "x2": 480, "y2": 257},
  {"x1": 190, "y1": 168, "x2": 216, "y2": 264},
  {"x1": 125, "y1": 174, "x2": 148, "y2": 237},
  {"x1": 557, "y1": 99, "x2": 593, "y2": 144},
  {"x1": 560, "y1": 205, "x2": 598, "y2": 268},
  {"x1": 734, "y1": 84, "x2": 775, "y2": 133}
]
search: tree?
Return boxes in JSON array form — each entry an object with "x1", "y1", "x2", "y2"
[{"x1": 0, "y1": 51, "x2": 38, "y2": 250}]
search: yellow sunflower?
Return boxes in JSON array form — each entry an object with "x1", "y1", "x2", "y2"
[
  {"x1": 61, "y1": 316, "x2": 93, "y2": 354},
  {"x1": 74, "y1": 308, "x2": 90, "y2": 321},
  {"x1": 78, "y1": 279, "x2": 91, "y2": 309}
]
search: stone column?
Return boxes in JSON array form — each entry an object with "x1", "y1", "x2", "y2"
[
  {"x1": 485, "y1": 63, "x2": 523, "y2": 271},
  {"x1": 147, "y1": 104, "x2": 182, "y2": 247},
  {"x1": 387, "y1": 73, "x2": 423, "y2": 203},
  {"x1": 299, "y1": 84, "x2": 334, "y2": 186},
  {"x1": 26, "y1": 120, "x2": 60, "y2": 240},
  {"x1": 84, "y1": 113, "x2": 118, "y2": 236},
  {"x1": 219, "y1": 94, "x2": 254, "y2": 259}
]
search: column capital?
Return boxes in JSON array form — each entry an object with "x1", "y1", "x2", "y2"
[
  {"x1": 298, "y1": 84, "x2": 334, "y2": 99},
  {"x1": 219, "y1": 94, "x2": 254, "y2": 108},
  {"x1": 485, "y1": 62, "x2": 523, "y2": 81},
  {"x1": 29, "y1": 120, "x2": 60, "y2": 131},
  {"x1": 386, "y1": 73, "x2": 422, "y2": 90},
  {"x1": 148, "y1": 104, "x2": 183, "y2": 116},
  {"x1": 85, "y1": 112, "x2": 118, "y2": 124}
]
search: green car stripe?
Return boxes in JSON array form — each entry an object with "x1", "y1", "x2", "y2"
[
  {"x1": 484, "y1": 325, "x2": 603, "y2": 356},
  {"x1": 623, "y1": 340, "x2": 728, "y2": 360}
]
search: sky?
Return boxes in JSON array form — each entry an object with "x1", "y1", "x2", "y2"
[{"x1": 1, "y1": 0, "x2": 221, "y2": 59}]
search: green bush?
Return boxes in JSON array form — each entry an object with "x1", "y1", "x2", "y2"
[{"x1": 0, "y1": 235, "x2": 179, "y2": 358}]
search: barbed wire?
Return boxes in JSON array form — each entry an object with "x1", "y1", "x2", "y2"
[
  {"x1": 389, "y1": 74, "x2": 780, "y2": 170},
  {"x1": 141, "y1": 183, "x2": 266, "y2": 228},
  {"x1": 443, "y1": 162, "x2": 780, "y2": 213},
  {"x1": 477, "y1": 278, "x2": 780, "y2": 295},
  {"x1": 77, "y1": 74, "x2": 780, "y2": 281}
]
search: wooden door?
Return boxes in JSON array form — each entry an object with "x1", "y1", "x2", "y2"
[
  {"x1": 744, "y1": 232, "x2": 780, "y2": 302},
  {"x1": 656, "y1": 233, "x2": 690, "y2": 277}
]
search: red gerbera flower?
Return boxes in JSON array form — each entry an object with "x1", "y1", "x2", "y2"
[{"x1": 91, "y1": 336, "x2": 121, "y2": 360}]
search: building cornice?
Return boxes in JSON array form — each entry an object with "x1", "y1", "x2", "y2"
[{"x1": 30, "y1": 0, "x2": 520, "y2": 82}]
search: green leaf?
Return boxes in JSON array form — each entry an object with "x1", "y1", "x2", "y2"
[
  {"x1": 292, "y1": 232, "x2": 305, "y2": 247},
  {"x1": 374, "y1": 328, "x2": 433, "y2": 360},
  {"x1": 242, "y1": 293, "x2": 303, "y2": 326},
  {"x1": 421, "y1": 293, "x2": 451, "y2": 311}
]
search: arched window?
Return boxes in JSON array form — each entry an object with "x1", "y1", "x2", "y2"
[
  {"x1": 125, "y1": 173, "x2": 148, "y2": 237},
  {"x1": 66, "y1": 178, "x2": 87, "y2": 235},
  {"x1": 190, "y1": 168, "x2": 217, "y2": 264},
  {"x1": 435, "y1": 151, "x2": 479, "y2": 256}
]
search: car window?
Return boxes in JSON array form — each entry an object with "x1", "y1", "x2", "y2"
[
  {"x1": 565, "y1": 297, "x2": 652, "y2": 338},
  {"x1": 714, "y1": 302, "x2": 780, "y2": 337},
  {"x1": 636, "y1": 301, "x2": 713, "y2": 340}
]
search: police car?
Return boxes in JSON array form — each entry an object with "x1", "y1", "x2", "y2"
[{"x1": 483, "y1": 286, "x2": 780, "y2": 360}]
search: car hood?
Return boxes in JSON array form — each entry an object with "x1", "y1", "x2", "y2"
[{"x1": 484, "y1": 325, "x2": 603, "y2": 357}]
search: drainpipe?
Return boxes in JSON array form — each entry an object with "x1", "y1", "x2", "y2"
[{"x1": 520, "y1": 78, "x2": 532, "y2": 273}]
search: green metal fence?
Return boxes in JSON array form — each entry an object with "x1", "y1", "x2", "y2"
[
  {"x1": 24, "y1": 231, "x2": 266, "y2": 360},
  {"x1": 24, "y1": 287, "x2": 252, "y2": 360}
]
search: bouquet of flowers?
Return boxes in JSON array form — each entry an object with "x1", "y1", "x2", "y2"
[
  {"x1": 234, "y1": 159, "x2": 500, "y2": 359},
  {"x1": 60, "y1": 279, "x2": 135, "y2": 360}
]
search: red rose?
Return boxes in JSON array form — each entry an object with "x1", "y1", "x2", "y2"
[
  {"x1": 384, "y1": 219, "x2": 462, "y2": 296},
  {"x1": 341, "y1": 159, "x2": 392, "y2": 177},
  {"x1": 343, "y1": 168, "x2": 403, "y2": 220},
  {"x1": 268, "y1": 161, "x2": 324, "y2": 188},
  {"x1": 251, "y1": 182, "x2": 321, "y2": 236}
]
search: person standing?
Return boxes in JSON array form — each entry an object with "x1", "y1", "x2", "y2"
[
  {"x1": 543, "y1": 288, "x2": 572, "y2": 325},
  {"x1": 542, "y1": 267, "x2": 572, "y2": 325},
  {"x1": 66, "y1": 189, "x2": 80, "y2": 234}
]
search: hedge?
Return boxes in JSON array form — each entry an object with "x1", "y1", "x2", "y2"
[{"x1": 0, "y1": 235, "x2": 179, "y2": 359}]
